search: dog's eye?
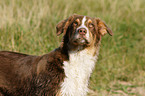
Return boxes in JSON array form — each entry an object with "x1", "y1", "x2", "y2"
[{"x1": 89, "y1": 23, "x2": 94, "y2": 28}]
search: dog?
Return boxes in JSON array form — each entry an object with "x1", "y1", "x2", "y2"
[{"x1": 0, "y1": 14, "x2": 113, "y2": 96}]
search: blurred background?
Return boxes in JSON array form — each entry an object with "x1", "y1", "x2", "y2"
[{"x1": 0, "y1": 0, "x2": 144, "y2": 95}]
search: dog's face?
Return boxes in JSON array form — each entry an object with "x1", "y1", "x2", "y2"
[
  {"x1": 68, "y1": 16, "x2": 94, "y2": 46},
  {"x1": 56, "y1": 14, "x2": 113, "y2": 50}
]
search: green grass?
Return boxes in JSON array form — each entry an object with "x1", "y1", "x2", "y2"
[{"x1": 0, "y1": 0, "x2": 145, "y2": 95}]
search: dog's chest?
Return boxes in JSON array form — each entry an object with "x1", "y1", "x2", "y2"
[{"x1": 59, "y1": 49, "x2": 97, "y2": 96}]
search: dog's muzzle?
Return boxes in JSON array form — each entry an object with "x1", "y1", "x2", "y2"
[{"x1": 72, "y1": 28, "x2": 89, "y2": 45}]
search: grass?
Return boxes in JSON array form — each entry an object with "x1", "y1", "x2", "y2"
[{"x1": 0, "y1": 0, "x2": 145, "y2": 95}]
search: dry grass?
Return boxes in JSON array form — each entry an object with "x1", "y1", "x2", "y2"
[{"x1": 0, "y1": 0, "x2": 145, "y2": 95}]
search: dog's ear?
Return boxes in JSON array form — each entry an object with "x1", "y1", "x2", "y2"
[
  {"x1": 96, "y1": 18, "x2": 113, "y2": 36},
  {"x1": 56, "y1": 14, "x2": 78, "y2": 36},
  {"x1": 56, "y1": 19, "x2": 67, "y2": 36}
]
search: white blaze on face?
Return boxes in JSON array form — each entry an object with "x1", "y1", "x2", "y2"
[{"x1": 76, "y1": 16, "x2": 90, "y2": 41}]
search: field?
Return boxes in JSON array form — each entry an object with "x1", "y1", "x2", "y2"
[{"x1": 0, "y1": 0, "x2": 145, "y2": 95}]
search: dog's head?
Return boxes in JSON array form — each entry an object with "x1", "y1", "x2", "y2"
[{"x1": 56, "y1": 14, "x2": 113, "y2": 51}]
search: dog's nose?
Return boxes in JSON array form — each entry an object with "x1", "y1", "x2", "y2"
[{"x1": 78, "y1": 28, "x2": 87, "y2": 35}]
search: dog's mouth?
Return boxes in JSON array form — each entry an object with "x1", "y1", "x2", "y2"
[{"x1": 72, "y1": 37, "x2": 89, "y2": 46}]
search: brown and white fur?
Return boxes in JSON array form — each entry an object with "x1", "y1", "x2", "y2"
[{"x1": 0, "y1": 14, "x2": 113, "y2": 96}]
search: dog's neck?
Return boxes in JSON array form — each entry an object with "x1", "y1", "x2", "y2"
[{"x1": 59, "y1": 46, "x2": 99, "y2": 96}]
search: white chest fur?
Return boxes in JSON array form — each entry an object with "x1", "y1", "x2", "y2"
[{"x1": 60, "y1": 49, "x2": 98, "y2": 96}]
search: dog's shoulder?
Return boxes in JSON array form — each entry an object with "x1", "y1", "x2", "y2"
[{"x1": 37, "y1": 48, "x2": 67, "y2": 74}]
